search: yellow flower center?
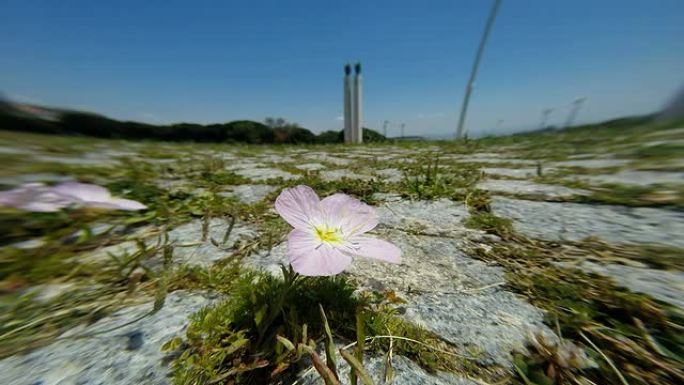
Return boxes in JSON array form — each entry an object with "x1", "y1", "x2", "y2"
[{"x1": 314, "y1": 225, "x2": 342, "y2": 243}]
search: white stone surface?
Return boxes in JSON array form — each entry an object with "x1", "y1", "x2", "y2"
[
  {"x1": 481, "y1": 167, "x2": 553, "y2": 179},
  {"x1": 477, "y1": 179, "x2": 590, "y2": 199},
  {"x1": 295, "y1": 162, "x2": 326, "y2": 171},
  {"x1": 576, "y1": 170, "x2": 684, "y2": 186},
  {"x1": 33, "y1": 153, "x2": 119, "y2": 167},
  {"x1": 320, "y1": 169, "x2": 374, "y2": 181},
  {"x1": 374, "y1": 168, "x2": 404, "y2": 182},
  {"x1": 83, "y1": 219, "x2": 257, "y2": 268},
  {"x1": 257, "y1": 154, "x2": 295, "y2": 163},
  {"x1": 370, "y1": 192, "x2": 404, "y2": 202},
  {"x1": 218, "y1": 184, "x2": 277, "y2": 204},
  {"x1": 165, "y1": 218, "x2": 257, "y2": 267},
  {"x1": 550, "y1": 159, "x2": 631, "y2": 169},
  {"x1": 302, "y1": 153, "x2": 353, "y2": 166},
  {"x1": 0, "y1": 146, "x2": 37, "y2": 155},
  {"x1": 492, "y1": 197, "x2": 684, "y2": 248},
  {"x1": 561, "y1": 261, "x2": 684, "y2": 310},
  {"x1": 234, "y1": 167, "x2": 297, "y2": 182},
  {"x1": 226, "y1": 160, "x2": 268, "y2": 171},
  {"x1": 8, "y1": 237, "x2": 47, "y2": 249},
  {"x1": 0, "y1": 291, "x2": 216, "y2": 385},
  {"x1": 461, "y1": 158, "x2": 537, "y2": 165},
  {"x1": 376, "y1": 199, "x2": 470, "y2": 236},
  {"x1": 0, "y1": 173, "x2": 74, "y2": 186}
]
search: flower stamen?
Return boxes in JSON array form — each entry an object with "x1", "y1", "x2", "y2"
[{"x1": 314, "y1": 225, "x2": 342, "y2": 244}]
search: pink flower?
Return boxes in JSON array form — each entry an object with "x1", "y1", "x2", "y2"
[
  {"x1": 0, "y1": 182, "x2": 147, "y2": 212},
  {"x1": 275, "y1": 185, "x2": 401, "y2": 276},
  {"x1": 0, "y1": 183, "x2": 75, "y2": 213},
  {"x1": 51, "y1": 182, "x2": 147, "y2": 211}
]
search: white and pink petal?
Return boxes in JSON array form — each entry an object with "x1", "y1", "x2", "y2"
[
  {"x1": 347, "y1": 236, "x2": 402, "y2": 264},
  {"x1": 105, "y1": 198, "x2": 147, "y2": 211},
  {"x1": 0, "y1": 182, "x2": 147, "y2": 212},
  {"x1": 52, "y1": 182, "x2": 112, "y2": 202},
  {"x1": 275, "y1": 185, "x2": 321, "y2": 230},
  {"x1": 319, "y1": 193, "x2": 378, "y2": 236},
  {"x1": 83, "y1": 198, "x2": 147, "y2": 211}
]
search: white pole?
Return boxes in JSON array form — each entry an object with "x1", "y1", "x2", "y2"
[
  {"x1": 456, "y1": 0, "x2": 502, "y2": 139},
  {"x1": 539, "y1": 108, "x2": 553, "y2": 129},
  {"x1": 343, "y1": 64, "x2": 353, "y2": 143},
  {"x1": 564, "y1": 97, "x2": 586, "y2": 128},
  {"x1": 382, "y1": 120, "x2": 389, "y2": 137},
  {"x1": 353, "y1": 62, "x2": 363, "y2": 143}
]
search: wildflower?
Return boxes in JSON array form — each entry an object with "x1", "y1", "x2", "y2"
[
  {"x1": 0, "y1": 182, "x2": 146, "y2": 212},
  {"x1": 275, "y1": 185, "x2": 401, "y2": 276},
  {"x1": 0, "y1": 183, "x2": 74, "y2": 212},
  {"x1": 51, "y1": 182, "x2": 147, "y2": 211}
]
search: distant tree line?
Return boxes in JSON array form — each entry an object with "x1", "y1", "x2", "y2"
[{"x1": 0, "y1": 106, "x2": 386, "y2": 144}]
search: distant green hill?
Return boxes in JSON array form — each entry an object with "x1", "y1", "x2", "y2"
[{"x1": 0, "y1": 101, "x2": 386, "y2": 144}]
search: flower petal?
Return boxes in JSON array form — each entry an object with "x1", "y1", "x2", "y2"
[
  {"x1": 20, "y1": 200, "x2": 67, "y2": 212},
  {"x1": 0, "y1": 184, "x2": 75, "y2": 212},
  {"x1": 0, "y1": 182, "x2": 146, "y2": 212},
  {"x1": 83, "y1": 198, "x2": 148, "y2": 211},
  {"x1": 287, "y1": 229, "x2": 352, "y2": 276},
  {"x1": 348, "y1": 236, "x2": 402, "y2": 263},
  {"x1": 106, "y1": 198, "x2": 148, "y2": 211},
  {"x1": 275, "y1": 185, "x2": 321, "y2": 230},
  {"x1": 319, "y1": 193, "x2": 378, "y2": 235},
  {"x1": 52, "y1": 182, "x2": 111, "y2": 202}
]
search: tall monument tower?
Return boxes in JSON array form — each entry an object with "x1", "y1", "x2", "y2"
[
  {"x1": 343, "y1": 62, "x2": 363, "y2": 144},
  {"x1": 352, "y1": 62, "x2": 363, "y2": 143},
  {"x1": 343, "y1": 64, "x2": 353, "y2": 143}
]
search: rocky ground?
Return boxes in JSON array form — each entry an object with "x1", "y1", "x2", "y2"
[{"x1": 0, "y1": 121, "x2": 682, "y2": 385}]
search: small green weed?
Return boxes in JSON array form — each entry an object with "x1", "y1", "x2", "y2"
[
  {"x1": 464, "y1": 212, "x2": 513, "y2": 236},
  {"x1": 167, "y1": 267, "x2": 362, "y2": 384},
  {"x1": 401, "y1": 156, "x2": 481, "y2": 200}
]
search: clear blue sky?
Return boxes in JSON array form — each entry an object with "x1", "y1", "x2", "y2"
[{"x1": 2, "y1": 0, "x2": 683, "y2": 137}]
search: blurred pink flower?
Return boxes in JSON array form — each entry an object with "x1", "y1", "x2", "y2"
[
  {"x1": 0, "y1": 182, "x2": 146, "y2": 212},
  {"x1": 52, "y1": 182, "x2": 147, "y2": 211},
  {"x1": 0, "y1": 183, "x2": 75, "y2": 212},
  {"x1": 275, "y1": 185, "x2": 401, "y2": 276}
]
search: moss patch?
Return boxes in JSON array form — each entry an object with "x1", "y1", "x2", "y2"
[{"x1": 166, "y1": 268, "x2": 500, "y2": 385}]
